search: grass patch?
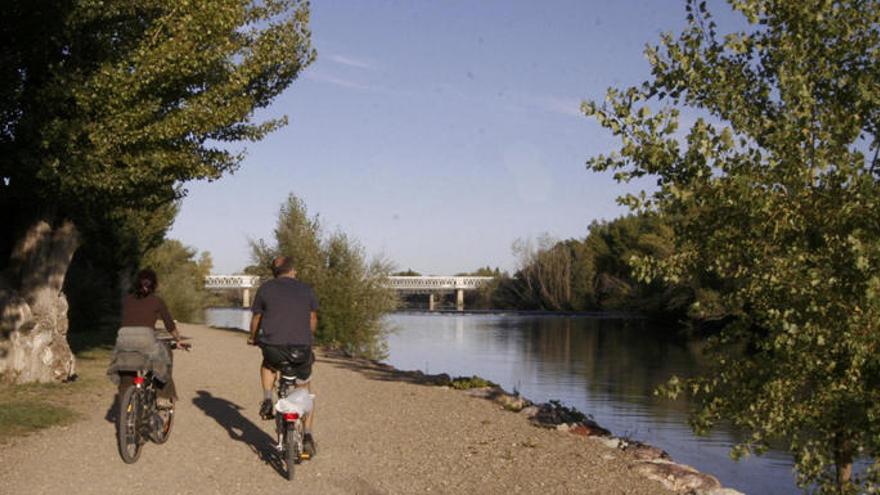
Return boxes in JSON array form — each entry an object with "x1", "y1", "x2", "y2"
[
  {"x1": 449, "y1": 375, "x2": 499, "y2": 390},
  {"x1": 0, "y1": 402, "x2": 78, "y2": 439},
  {"x1": 0, "y1": 345, "x2": 112, "y2": 444}
]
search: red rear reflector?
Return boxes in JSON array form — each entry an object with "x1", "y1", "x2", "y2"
[
  {"x1": 283, "y1": 412, "x2": 299, "y2": 422},
  {"x1": 133, "y1": 376, "x2": 145, "y2": 385}
]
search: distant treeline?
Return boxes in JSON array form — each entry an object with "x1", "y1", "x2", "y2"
[{"x1": 401, "y1": 213, "x2": 714, "y2": 323}]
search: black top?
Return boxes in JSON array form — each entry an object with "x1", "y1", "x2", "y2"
[{"x1": 251, "y1": 277, "x2": 318, "y2": 346}]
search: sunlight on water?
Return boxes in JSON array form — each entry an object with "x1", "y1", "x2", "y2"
[{"x1": 383, "y1": 313, "x2": 800, "y2": 495}]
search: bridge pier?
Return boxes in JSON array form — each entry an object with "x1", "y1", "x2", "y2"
[
  {"x1": 428, "y1": 293, "x2": 435, "y2": 311},
  {"x1": 242, "y1": 288, "x2": 251, "y2": 308},
  {"x1": 456, "y1": 289, "x2": 464, "y2": 311}
]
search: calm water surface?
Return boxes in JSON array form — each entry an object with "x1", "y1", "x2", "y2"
[{"x1": 382, "y1": 313, "x2": 799, "y2": 495}]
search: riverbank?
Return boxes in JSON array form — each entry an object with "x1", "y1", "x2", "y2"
[
  {"x1": 392, "y1": 308, "x2": 649, "y2": 318},
  {"x1": 347, "y1": 352, "x2": 742, "y2": 495},
  {"x1": 0, "y1": 323, "x2": 694, "y2": 494}
]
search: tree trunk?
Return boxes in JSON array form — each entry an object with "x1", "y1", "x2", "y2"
[
  {"x1": 834, "y1": 433, "x2": 854, "y2": 494},
  {"x1": 0, "y1": 220, "x2": 79, "y2": 383}
]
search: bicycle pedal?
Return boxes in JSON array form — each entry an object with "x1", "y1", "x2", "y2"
[{"x1": 300, "y1": 453, "x2": 310, "y2": 460}]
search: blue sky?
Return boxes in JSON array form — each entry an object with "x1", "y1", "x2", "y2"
[{"x1": 169, "y1": 0, "x2": 739, "y2": 275}]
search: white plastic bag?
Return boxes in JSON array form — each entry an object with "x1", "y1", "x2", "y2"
[{"x1": 275, "y1": 388, "x2": 314, "y2": 415}]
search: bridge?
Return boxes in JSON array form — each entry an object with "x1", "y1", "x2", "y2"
[
  {"x1": 204, "y1": 275, "x2": 493, "y2": 311},
  {"x1": 386, "y1": 276, "x2": 494, "y2": 310},
  {"x1": 204, "y1": 275, "x2": 261, "y2": 307}
]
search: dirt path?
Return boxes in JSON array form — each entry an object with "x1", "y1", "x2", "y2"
[{"x1": 0, "y1": 323, "x2": 672, "y2": 494}]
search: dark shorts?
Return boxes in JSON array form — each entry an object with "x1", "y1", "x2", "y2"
[{"x1": 260, "y1": 344, "x2": 314, "y2": 383}]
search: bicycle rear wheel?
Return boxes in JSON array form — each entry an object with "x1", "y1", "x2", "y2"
[
  {"x1": 149, "y1": 398, "x2": 175, "y2": 444},
  {"x1": 285, "y1": 425, "x2": 302, "y2": 481},
  {"x1": 117, "y1": 386, "x2": 143, "y2": 463}
]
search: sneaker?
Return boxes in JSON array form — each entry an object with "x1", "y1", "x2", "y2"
[
  {"x1": 259, "y1": 399, "x2": 274, "y2": 420},
  {"x1": 303, "y1": 433, "x2": 317, "y2": 458},
  {"x1": 157, "y1": 397, "x2": 174, "y2": 410}
]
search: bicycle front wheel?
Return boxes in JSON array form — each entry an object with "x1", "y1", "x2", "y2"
[{"x1": 117, "y1": 386, "x2": 143, "y2": 463}]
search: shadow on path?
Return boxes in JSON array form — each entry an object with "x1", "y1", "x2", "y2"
[
  {"x1": 319, "y1": 352, "x2": 449, "y2": 388},
  {"x1": 191, "y1": 390, "x2": 285, "y2": 478}
]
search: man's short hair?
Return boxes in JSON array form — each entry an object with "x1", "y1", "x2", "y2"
[{"x1": 271, "y1": 256, "x2": 295, "y2": 277}]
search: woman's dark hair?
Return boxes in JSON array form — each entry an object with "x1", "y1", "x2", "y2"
[{"x1": 134, "y1": 268, "x2": 158, "y2": 298}]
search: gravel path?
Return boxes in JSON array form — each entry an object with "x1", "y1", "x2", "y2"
[{"x1": 0, "y1": 323, "x2": 672, "y2": 494}]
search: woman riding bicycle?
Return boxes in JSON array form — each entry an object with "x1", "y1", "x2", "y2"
[{"x1": 116, "y1": 268, "x2": 184, "y2": 403}]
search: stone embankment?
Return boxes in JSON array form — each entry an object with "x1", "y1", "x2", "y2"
[{"x1": 368, "y1": 359, "x2": 745, "y2": 495}]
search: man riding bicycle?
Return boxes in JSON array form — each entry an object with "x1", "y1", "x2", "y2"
[{"x1": 248, "y1": 255, "x2": 318, "y2": 454}]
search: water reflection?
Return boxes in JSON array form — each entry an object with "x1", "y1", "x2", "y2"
[{"x1": 383, "y1": 313, "x2": 799, "y2": 495}]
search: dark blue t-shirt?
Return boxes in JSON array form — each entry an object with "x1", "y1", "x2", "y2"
[{"x1": 251, "y1": 277, "x2": 318, "y2": 346}]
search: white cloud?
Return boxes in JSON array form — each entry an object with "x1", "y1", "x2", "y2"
[
  {"x1": 498, "y1": 90, "x2": 585, "y2": 119},
  {"x1": 532, "y1": 95, "x2": 584, "y2": 118},
  {"x1": 305, "y1": 71, "x2": 373, "y2": 91},
  {"x1": 327, "y1": 54, "x2": 376, "y2": 70}
]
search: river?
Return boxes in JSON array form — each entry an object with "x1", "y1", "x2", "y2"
[{"x1": 382, "y1": 312, "x2": 799, "y2": 495}]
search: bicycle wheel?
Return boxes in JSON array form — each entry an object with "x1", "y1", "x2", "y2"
[
  {"x1": 149, "y1": 398, "x2": 175, "y2": 444},
  {"x1": 117, "y1": 386, "x2": 143, "y2": 463},
  {"x1": 285, "y1": 425, "x2": 302, "y2": 481}
]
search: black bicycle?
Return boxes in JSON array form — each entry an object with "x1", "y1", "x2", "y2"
[
  {"x1": 116, "y1": 338, "x2": 190, "y2": 464},
  {"x1": 273, "y1": 375, "x2": 315, "y2": 480}
]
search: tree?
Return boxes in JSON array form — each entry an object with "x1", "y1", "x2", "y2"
[
  {"x1": 65, "y1": 201, "x2": 180, "y2": 343},
  {"x1": 393, "y1": 269, "x2": 422, "y2": 276},
  {"x1": 585, "y1": 215, "x2": 679, "y2": 316},
  {"x1": 249, "y1": 195, "x2": 398, "y2": 359},
  {"x1": 142, "y1": 239, "x2": 213, "y2": 324},
  {"x1": 512, "y1": 235, "x2": 574, "y2": 310},
  {"x1": 0, "y1": 1, "x2": 315, "y2": 382},
  {"x1": 583, "y1": 1, "x2": 880, "y2": 492}
]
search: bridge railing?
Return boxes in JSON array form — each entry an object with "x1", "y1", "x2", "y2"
[
  {"x1": 204, "y1": 275, "x2": 261, "y2": 290},
  {"x1": 385, "y1": 276, "x2": 494, "y2": 291}
]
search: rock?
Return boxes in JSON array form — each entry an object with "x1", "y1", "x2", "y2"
[
  {"x1": 555, "y1": 423, "x2": 571, "y2": 432},
  {"x1": 696, "y1": 489, "x2": 745, "y2": 495},
  {"x1": 631, "y1": 460, "x2": 721, "y2": 493},
  {"x1": 593, "y1": 437, "x2": 623, "y2": 449},
  {"x1": 569, "y1": 422, "x2": 611, "y2": 438},
  {"x1": 519, "y1": 406, "x2": 539, "y2": 418},
  {"x1": 624, "y1": 441, "x2": 670, "y2": 461},
  {"x1": 495, "y1": 393, "x2": 528, "y2": 412},
  {"x1": 466, "y1": 386, "x2": 500, "y2": 399}
]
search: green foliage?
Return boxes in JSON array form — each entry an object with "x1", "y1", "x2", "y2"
[
  {"x1": 0, "y1": 0, "x2": 315, "y2": 335},
  {"x1": 249, "y1": 195, "x2": 398, "y2": 359},
  {"x1": 65, "y1": 202, "x2": 180, "y2": 337},
  {"x1": 1, "y1": 0, "x2": 315, "y2": 217},
  {"x1": 491, "y1": 214, "x2": 682, "y2": 316},
  {"x1": 449, "y1": 375, "x2": 499, "y2": 390},
  {"x1": 585, "y1": 1, "x2": 880, "y2": 492},
  {"x1": 142, "y1": 239, "x2": 213, "y2": 323},
  {"x1": 393, "y1": 269, "x2": 422, "y2": 276}
]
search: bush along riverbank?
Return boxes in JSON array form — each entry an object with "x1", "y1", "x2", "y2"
[{"x1": 333, "y1": 350, "x2": 745, "y2": 495}]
